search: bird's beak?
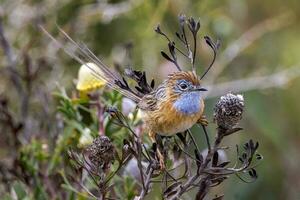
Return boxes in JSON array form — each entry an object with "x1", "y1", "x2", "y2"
[{"x1": 193, "y1": 86, "x2": 208, "y2": 91}]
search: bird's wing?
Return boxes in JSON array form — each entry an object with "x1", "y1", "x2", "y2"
[
  {"x1": 138, "y1": 94, "x2": 158, "y2": 111},
  {"x1": 41, "y1": 26, "x2": 142, "y2": 103},
  {"x1": 138, "y1": 82, "x2": 167, "y2": 111}
]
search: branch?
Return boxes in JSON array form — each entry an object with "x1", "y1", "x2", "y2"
[
  {"x1": 80, "y1": 0, "x2": 144, "y2": 23},
  {"x1": 0, "y1": 18, "x2": 24, "y2": 100},
  {"x1": 205, "y1": 65, "x2": 300, "y2": 98},
  {"x1": 134, "y1": 165, "x2": 154, "y2": 200}
]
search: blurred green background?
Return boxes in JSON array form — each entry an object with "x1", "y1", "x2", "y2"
[{"x1": 0, "y1": 0, "x2": 299, "y2": 199}]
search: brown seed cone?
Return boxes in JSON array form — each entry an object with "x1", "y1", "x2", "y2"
[
  {"x1": 85, "y1": 136, "x2": 115, "y2": 173},
  {"x1": 213, "y1": 93, "x2": 244, "y2": 130}
]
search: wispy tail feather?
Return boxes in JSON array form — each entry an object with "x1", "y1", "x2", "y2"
[{"x1": 40, "y1": 26, "x2": 142, "y2": 103}]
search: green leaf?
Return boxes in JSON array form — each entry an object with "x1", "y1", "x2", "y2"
[{"x1": 12, "y1": 181, "x2": 27, "y2": 200}]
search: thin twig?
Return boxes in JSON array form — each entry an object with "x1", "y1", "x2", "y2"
[
  {"x1": 187, "y1": 129, "x2": 200, "y2": 154},
  {"x1": 200, "y1": 124, "x2": 211, "y2": 152},
  {"x1": 0, "y1": 18, "x2": 23, "y2": 96},
  {"x1": 78, "y1": 182, "x2": 98, "y2": 199},
  {"x1": 135, "y1": 166, "x2": 154, "y2": 200},
  {"x1": 205, "y1": 65, "x2": 300, "y2": 98}
]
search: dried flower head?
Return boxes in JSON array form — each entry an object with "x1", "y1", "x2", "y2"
[
  {"x1": 85, "y1": 136, "x2": 115, "y2": 172},
  {"x1": 214, "y1": 93, "x2": 244, "y2": 130}
]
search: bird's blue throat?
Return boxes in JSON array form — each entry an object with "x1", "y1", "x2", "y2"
[{"x1": 173, "y1": 91, "x2": 202, "y2": 115}]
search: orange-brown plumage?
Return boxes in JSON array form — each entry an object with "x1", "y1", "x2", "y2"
[
  {"x1": 167, "y1": 71, "x2": 200, "y2": 86},
  {"x1": 139, "y1": 71, "x2": 205, "y2": 136},
  {"x1": 142, "y1": 99, "x2": 204, "y2": 136}
]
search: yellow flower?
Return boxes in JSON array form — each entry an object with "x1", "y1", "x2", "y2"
[
  {"x1": 78, "y1": 128, "x2": 94, "y2": 148},
  {"x1": 76, "y1": 62, "x2": 106, "y2": 92}
]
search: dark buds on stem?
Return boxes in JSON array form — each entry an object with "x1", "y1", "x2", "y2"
[{"x1": 200, "y1": 36, "x2": 220, "y2": 79}]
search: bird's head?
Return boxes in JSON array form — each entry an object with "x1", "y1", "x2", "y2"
[
  {"x1": 165, "y1": 71, "x2": 207, "y2": 115},
  {"x1": 166, "y1": 71, "x2": 207, "y2": 96}
]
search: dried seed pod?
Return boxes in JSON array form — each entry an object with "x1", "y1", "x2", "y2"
[
  {"x1": 85, "y1": 136, "x2": 115, "y2": 172},
  {"x1": 213, "y1": 93, "x2": 244, "y2": 130}
]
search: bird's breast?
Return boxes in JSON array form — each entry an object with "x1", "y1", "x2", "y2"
[
  {"x1": 142, "y1": 91, "x2": 204, "y2": 136},
  {"x1": 173, "y1": 91, "x2": 203, "y2": 115}
]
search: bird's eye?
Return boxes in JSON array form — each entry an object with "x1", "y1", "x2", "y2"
[{"x1": 179, "y1": 82, "x2": 188, "y2": 90}]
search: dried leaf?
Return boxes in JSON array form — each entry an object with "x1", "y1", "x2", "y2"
[
  {"x1": 194, "y1": 149, "x2": 203, "y2": 168},
  {"x1": 212, "y1": 194, "x2": 224, "y2": 200},
  {"x1": 154, "y1": 24, "x2": 162, "y2": 34},
  {"x1": 164, "y1": 182, "x2": 181, "y2": 196},
  {"x1": 256, "y1": 153, "x2": 263, "y2": 160},
  {"x1": 204, "y1": 36, "x2": 215, "y2": 50},
  {"x1": 175, "y1": 32, "x2": 182, "y2": 41},
  {"x1": 217, "y1": 161, "x2": 230, "y2": 168},
  {"x1": 212, "y1": 151, "x2": 219, "y2": 167},
  {"x1": 150, "y1": 79, "x2": 155, "y2": 88},
  {"x1": 161, "y1": 51, "x2": 173, "y2": 62}
]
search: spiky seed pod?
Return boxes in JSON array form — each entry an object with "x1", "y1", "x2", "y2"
[
  {"x1": 213, "y1": 93, "x2": 244, "y2": 130},
  {"x1": 86, "y1": 136, "x2": 115, "y2": 172}
]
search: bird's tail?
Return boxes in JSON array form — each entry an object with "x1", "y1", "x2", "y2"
[{"x1": 40, "y1": 26, "x2": 142, "y2": 103}]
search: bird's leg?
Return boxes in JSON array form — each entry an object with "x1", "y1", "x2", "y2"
[
  {"x1": 197, "y1": 115, "x2": 208, "y2": 126},
  {"x1": 149, "y1": 131, "x2": 165, "y2": 170}
]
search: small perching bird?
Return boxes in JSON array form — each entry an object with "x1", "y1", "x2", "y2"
[{"x1": 41, "y1": 15, "x2": 219, "y2": 169}]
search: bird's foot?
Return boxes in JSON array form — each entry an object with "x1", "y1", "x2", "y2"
[
  {"x1": 156, "y1": 149, "x2": 165, "y2": 170},
  {"x1": 198, "y1": 115, "x2": 209, "y2": 126},
  {"x1": 148, "y1": 131, "x2": 165, "y2": 171}
]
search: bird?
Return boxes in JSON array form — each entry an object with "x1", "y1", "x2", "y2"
[
  {"x1": 138, "y1": 71, "x2": 208, "y2": 168},
  {"x1": 42, "y1": 28, "x2": 208, "y2": 169}
]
